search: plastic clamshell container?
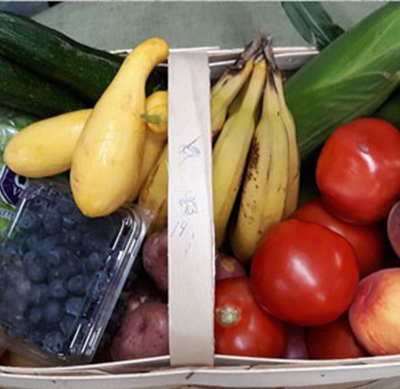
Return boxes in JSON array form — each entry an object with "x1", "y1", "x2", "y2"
[{"x1": 0, "y1": 179, "x2": 149, "y2": 365}]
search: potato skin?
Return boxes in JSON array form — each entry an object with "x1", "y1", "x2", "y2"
[
  {"x1": 125, "y1": 271, "x2": 165, "y2": 311},
  {"x1": 111, "y1": 302, "x2": 168, "y2": 361},
  {"x1": 143, "y1": 229, "x2": 247, "y2": 291},
  {"x1": 216, "y1": 252, "x2": 247, "y2": 281},
  {"x1": 143, "y1": 229, "x2": 168, "y2": 293}
]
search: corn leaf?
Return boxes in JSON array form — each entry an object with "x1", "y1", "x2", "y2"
[
  {"x1": 282, "y1": 2, "x2": 344, "y2": 50},
  {"x1": 285, "y1": 3, "x2": 400, "y2": 158}
]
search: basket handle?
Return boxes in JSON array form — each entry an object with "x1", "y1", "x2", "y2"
[{"x1": 168, "y1": 51, "x2": 215, "y2": 366}]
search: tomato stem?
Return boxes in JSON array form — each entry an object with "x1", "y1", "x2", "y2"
[{"x1": 217, "y1": 305, "x2": 241, "y2": 326}]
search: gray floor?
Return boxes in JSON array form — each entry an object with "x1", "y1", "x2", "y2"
[{"x1": 31, "y1": 2, "x2": 383, "y2": 51}]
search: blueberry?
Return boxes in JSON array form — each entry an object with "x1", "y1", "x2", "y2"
[
  {"x1": 29, "y1": 196, "x2": 49, "y2": 213},
  {"x1": 90, "y1": 270, "x2": 109, "y2": 301},
  {"x1": 28, "y1": 329, "x2": 43, "y2": 346},
  {"x1": 23, "y1": 251, "x2": 36, "y2": 265},
  {"x1": 28, "y1": 307, "x2": 43, "y2": 325},
  {"x1": 44, "y1": 300, "x2": 62, "y2": 323},
  {"x1": 27, "y1": 261, "x2": 47, "y2": 283},
  {"x1": 8, "y1": 323, "x2": 29, "y2": 339},
  {"x1": 67, "y1": 275, "x2": 86, "y2": 295},
  {"x1": 26, "y1": 233, "x2": 43, "y2": 252},
  {"x1": 60, "y1": 314, "x2": 76, "y2": 336},
  {"x1": 86, "y1": 252, "x2": 102, "y2": 273},
  {"x1": 19, "y1": 210, "x2": 41, "y2": 232},
  {"x1": 43, "y1": 210, "x2": 61, "y2": 235},
  {"x1": 65, "y1": 256, "x2": 83, "y2": 275},
  {"x1": 6, "y1": 265, "x2": 30, "y2": 298},
  {"x1": 70, "y1": 209, "x2": 86, "y2": 224},
  {"x1": 0, "y1": 271, "x2": 7, "y2": 294},
  {"x1": 82, "y1": 232, "x2": 109, "y2": 252},
  {"x1": 62, "y1": 215, "x2": 76, "y2": 230},
  {"x1": 41, "y1": 243, "x2": 64, "y2": 267},
  {"x1": 43, "y1": 331, "x2": 64, "y2": 354},
  {"x1": 74, "y1": 248, "x2": 84, "y2": 258},
  {"x1": 1, "y1": 243, "x2": 20, "y2": 261},
  {"x1": 57, "y1": 195, "x2": 74, "y2": 214},
  {"x1": 48, "y1": 266, "x2": 70, "y2": 281},
  {"x1": 65, "y1": 297, "x2": 84, "y2": 317},
  {"x1": 50, "y1": 279, "x2": 67, "y2": 299},
  {"x1": 29, "y1": 283, "x2": 47, "y2": 306},
  {"x1": 66, "y1": 230, "x2": 81, "y2": 246},
  {"x1": 39, "y1": 235, "x2": 62, "y2": 252}
]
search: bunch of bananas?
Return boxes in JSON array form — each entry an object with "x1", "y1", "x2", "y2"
[{"x1": 139, "y1": 34, "x2": 300, "y2": 263}]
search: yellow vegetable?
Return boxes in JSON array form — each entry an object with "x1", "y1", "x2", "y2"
[
  {"x1": 139, "y1": 146, "x2": 168, "y2": 233},
  {"x1": 70, "y1": 37, "x2": 169, "y2": 217},
  {"x1": 4, "y1": 109, "x2": 91, "y2": 178},
  {"x1": 141, "y1": 90, "x2": 168, "y2": 134},
  {"x1": 130, "y1": 91, "x2": 168, "y2": 201}
]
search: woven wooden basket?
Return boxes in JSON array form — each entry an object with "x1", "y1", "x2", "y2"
[{"x1": 1, "y1": 47, "x2": 400, "y2": 389}]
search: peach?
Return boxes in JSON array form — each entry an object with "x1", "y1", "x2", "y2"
[{"x1": 349, "y1": 268, "x2": 400, "y2": 355}]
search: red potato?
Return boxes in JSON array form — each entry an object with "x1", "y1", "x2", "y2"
[
  {"x1": 216, "y1": 252, "x2": 247, "y2": 281},
  {"x1": 143, "y1": 230, "x2": 168, "y2": 293},
  {"x1": 125, "y1": 271, "x2": 165, "y2": 312},
  {"x1": 284, "y1": 325, "x2": 309, "y2": 360},
  {"x1": 143, "y1": 229, "x2": 246, "y2": 292},
  {"x1": 306, "y1": 315, "x2": 368, "y2": 359},
  {"x1": 95, "y1": 270, "x2": 165, "y2": 363},
  {"x1": 111, "y1": 302, "x2": 169, "y2": 361},
  {"x1": 387, "y1": 200, "x2": 400, "y2": 259}
]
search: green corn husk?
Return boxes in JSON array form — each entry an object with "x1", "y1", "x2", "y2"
[
  {"x1": 374, "y1": 88, "x2": 400, "y2": 129},
  {"x1": 285, "y1": 3, "x2": 400, "y2": 159}
]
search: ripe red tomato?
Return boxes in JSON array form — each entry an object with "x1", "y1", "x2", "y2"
[
  {"x1": 250, "y1": 220, "x2": 359, "y2": 326},
  {"x1": 215, "y1": 277, "x2": 286, "y2": 358},
  {"x1": 292, "y1": 198, "x2": 385, "y2": 277},
  {"x1": 306, "y1": 314, "x2": 368, "y2": 359},
  {"x1": 316, "y1": 118, "x2": 400, "y2": 225}
]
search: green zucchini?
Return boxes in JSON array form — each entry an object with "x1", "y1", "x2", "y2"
[
  {"x1": 285, "y1": 3, "x2": 400, "y2": 159},
  {"x1": 0, "y1": 11, "x2": 166, "y2": 103},
  {"x1": 0, "y1": 54, "x2": 86, "y2": 118}
]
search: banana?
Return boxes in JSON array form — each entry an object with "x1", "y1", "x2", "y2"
[
  {"x1": 230, "y1": 42, "x2": 299, "y2": 264},
  {"x1": 227, "y1": 77, "x2": 250, "y2": 117},
  {"x1": 213, "y1": 59, "x2": 267, "y2": 248},
  {"x1": 130, "y1": 91, "x2": 168, "y2": 201},
  {"x1": 275, "y1": 74, "x2": 300, "y2": 218},
  {"x1": 138, "y1": 43, "x2": 260, "y2": 233},
  {"x1": 138, "y1": 146, "x2": 168, "y2": 234},
  {"x1": 211, "y1": 59, "x2": 254, "y2": 140}
]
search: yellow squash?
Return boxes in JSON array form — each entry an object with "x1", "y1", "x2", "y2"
[
  {"x1": 130, "y1": 91, "x2": 168, "y2": 201},
  {"x1": 4, "y1": 109, "x2": 91, "y2": 178},
  {"x1": 70, "y1": 37, "x2": 169, "y2": 217}
]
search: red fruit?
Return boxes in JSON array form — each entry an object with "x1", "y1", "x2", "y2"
[
  {"x1": 317, "y1": 118, "x2": 400, "y2": 224},
  {"x1": 293, "y1": 198, "x2": 385, "y2": 277},
  {"x1": 251, "y1": 219, "x2": 359, "y2": 326},
  {"x1": 215, "y1": 277, "x2": 286, "y2": 358},
  {"x1": 307, "y1": 315, "x2": 368, "y2": 359}
]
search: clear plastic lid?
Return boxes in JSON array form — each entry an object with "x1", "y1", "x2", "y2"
[{"x1": 0, "y1": 179, "x2": 150, "y2": 365}]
